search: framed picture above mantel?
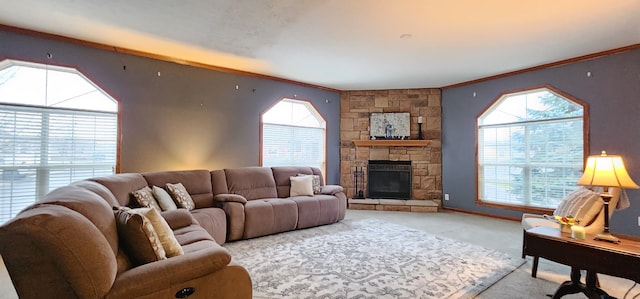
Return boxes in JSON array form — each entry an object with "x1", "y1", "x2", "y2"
[{"x1": 370, "y1": 112, "x2": 410, "y2": 140}]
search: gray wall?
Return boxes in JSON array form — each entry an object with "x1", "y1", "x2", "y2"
[
  {"x1": 442, "y1": 47, "x2": 640, "y2": 237},
  {"x1": 0, "y1": 30, "x2": 342, "y2": 184}
]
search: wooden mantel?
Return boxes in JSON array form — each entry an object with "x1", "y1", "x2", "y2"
[{"x1": 352, "y1": 140, "x2": 431, "y2": 147}]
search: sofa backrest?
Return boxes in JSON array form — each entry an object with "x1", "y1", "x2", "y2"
[
  {"x1": 143, "y1": 169, "x2": 214, "y2": 208},
  {"x1": 222, "y1": 167, "x2": 278, "y2": 200},
  {"x1": 0, "y1": 184, "x2": 119, "y2": 298},
  {"x1": 90, "y1": 173, "x2": 149, "y2": 206},
  {"x1": 271, "y1": 166, "x2": 324, "y2": 198},
  {"x1": 211, "y1": 169, "x2": 229, "y2": 194}
]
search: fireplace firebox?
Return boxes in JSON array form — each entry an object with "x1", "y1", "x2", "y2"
[{"x1": 367, "y1": 160, "x2": 412, "y2": 199}]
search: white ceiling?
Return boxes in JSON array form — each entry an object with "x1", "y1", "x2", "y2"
[{"x1": 2, "y1": 0, "x2": 639, "y2": 90}]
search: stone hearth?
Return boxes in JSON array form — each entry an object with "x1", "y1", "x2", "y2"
[{"x1": 348, "y1": 198, "x2": 439, "y2": 212}]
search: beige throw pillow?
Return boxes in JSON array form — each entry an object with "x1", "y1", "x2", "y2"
[
  {"x1": 131, "y1": 186, "x2": 161, "y2": 211},
  {"x1": 166, "y1": 182, "x2": 195, "y2": 210},
  {"x1": 113, "y1": 207, "x2": 167, "y2": 266},
  {"x1": 554, "y1": 187, "x2": 603, "y2": 225},
  {"x1": 152, "y1": 186, "x2": 178, "y2": 211},
  {"x1": 290, "y1": 175, "x2": 314, "y2": 196},
  {"x1": 135, "y1": 207, "x2": 184, "y2": 257},
  {"x1": 298, "y1": 174, "x2": 321, "y2": 194}
]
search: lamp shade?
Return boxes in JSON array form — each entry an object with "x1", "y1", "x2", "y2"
[{"x1": 577, "y1": 150, "x2": 639, "y2": 189}]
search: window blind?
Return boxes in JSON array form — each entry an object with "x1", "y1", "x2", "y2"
[
  {"x1": 478, "y1": 117, "x2": 583, "y2": 208},
  {"x1": 0, "y1": 104, "x2": 116, "y2": 223},
  {"x1": 262, "y1": 123, "x2": 324, "y2": 171}
]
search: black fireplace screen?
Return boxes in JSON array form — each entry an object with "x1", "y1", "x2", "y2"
[{"x1": 367, "y1": 160, "x2": 412, "y2": 199}]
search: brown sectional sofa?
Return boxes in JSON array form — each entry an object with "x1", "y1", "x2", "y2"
[{"x1": 0, "y1": 165, "x2": 346, "y2": 298}]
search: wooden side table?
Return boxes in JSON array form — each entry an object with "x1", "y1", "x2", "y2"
[{"x1": 524, "y1": 226, "x2": 640, "y2": 298}]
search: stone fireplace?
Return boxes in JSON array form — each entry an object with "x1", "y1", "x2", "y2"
[
  {"x1": 340, "y1": 89, "x2": 442, "y2": 212},
  {"x1": 367, "y1": 160, "x2": 412, "y2": 199}
]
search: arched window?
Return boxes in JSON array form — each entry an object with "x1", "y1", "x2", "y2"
[
  {"x1": 0, "y1": 59, "x2": 118, "y2": 223},
  {"x1": 261, "y1": 98, "x2": 326, "y2": 173},
  {"x1": 477, "y1": 86, "x2": 587, "y2": 210}
]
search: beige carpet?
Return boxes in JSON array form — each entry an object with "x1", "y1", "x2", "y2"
[{"x1": 224, "y1": 219, "x2": 524, "y2": 298}]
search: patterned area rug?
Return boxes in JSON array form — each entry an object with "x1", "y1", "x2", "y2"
[{"x1": 224, "y1": 219, "x2": 524, "y2": 299}]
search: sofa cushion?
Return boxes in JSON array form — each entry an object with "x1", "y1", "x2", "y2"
[
  {"x1": 166, "y1": 183, "x2": 196, "y2": 210},
  {"x1": 0, "y1": 205, "x2": 118, "y2": 298},
  {"x1": 90, "y1": 173, "x2": 149, "y2": 206},
  {"x1": 34, "y1": 185, "x2": 120, "y2": 256},
  {"x1": 290, "y1": 175, "x2": 314, "y2": 196},
  {"x1": 553, "y1": 187, "x2": 602, "y2": 225},
  {"x1": 113, "y1": 207, "x2": 167, "y2": 266},
  {"x1": 137, "y1": 207, "x2": 184, "y2": 257},
  {"x1": 71, "y1": 180, "x2": 120, "y2": 206},
  {"x1": 173, "y1": 224, "x2": 216, "y2": 246},
  {"x1": 143, "y1": 170, "x2": 214, "y2": 209},
  {"x1": 190, "y1": 208, "x2": 227, "y2": 245},
  {"x1": 243, "y1": 199, "x2": 297, "y2": 239},
  {"x1": 132, "y1": 186, "x2": 161, "y2": 210},
  {"x1": 224, "y1": 167, "x2": 278, "y2": 200},
  {"x1": 153, "y1": 186, "x2": 178, "y2": 211}
]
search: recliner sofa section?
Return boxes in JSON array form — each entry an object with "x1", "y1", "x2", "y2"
[
  {"x1": 211, "y1": 166, "x2": 347, "y2": 241},
  {"x1": 0, "y1": 179, "x2": 251, "y2": 299}
]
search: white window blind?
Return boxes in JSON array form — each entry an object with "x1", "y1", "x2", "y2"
[
  {"x1": 261, "y1": 98, "x2": 326, "y2": 172},
  {"x1": 0, "y1": 104, "x2": 117, "y2": 223},
  {"x1": 262, "y1": 123, "x2": 324, "y2": 170},
  {"x1": 478, "y1": 118, "x2": 584, "y2": 208}
]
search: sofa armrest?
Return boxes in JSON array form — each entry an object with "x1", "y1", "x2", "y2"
[
  {"x1": 521, "y1": 213, "x2": 544, "y2": 221},
  {"x1": 214, "y1": 193, "x2": 248, "y2": 204},
  {"x1": 161, "y1": 209, "x2": 196, "y2": 230},
  {"x1": 107, "y1": 244, "x2": 232, "y2": 298},
  {"x1": 320, "y1": 185, "x2": 344, "y2": 195}
]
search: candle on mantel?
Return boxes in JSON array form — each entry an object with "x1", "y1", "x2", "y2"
[{"x1": 418, "y1": 116, "x2": 423, "y2": 124}]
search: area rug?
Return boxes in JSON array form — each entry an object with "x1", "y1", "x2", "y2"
[{"x1": 224, "y1": 219, "x2": 524, "y2": 299}]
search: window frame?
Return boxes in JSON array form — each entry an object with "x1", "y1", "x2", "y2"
[
  {"x1": 259, "y1": 97, "x2": 327, "y2": 177},
  {"x1": 0, "y1": 58, "x2": 121, "y2": 223},
  {"x1": 475, "y1": 85, "x2": 589, "y2": 214}
]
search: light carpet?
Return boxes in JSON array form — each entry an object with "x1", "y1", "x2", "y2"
[{"x1": 224, "y1": 219, "x2": 524, "y2": 298}]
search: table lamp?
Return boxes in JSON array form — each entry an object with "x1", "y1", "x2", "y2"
[{"x1": 577, "y1": 150, "x2": 639, "y2": 243}]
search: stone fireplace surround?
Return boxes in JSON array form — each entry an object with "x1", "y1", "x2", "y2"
[{"x1": 340, "y1": 89, "x2": 442, "y2": 213}]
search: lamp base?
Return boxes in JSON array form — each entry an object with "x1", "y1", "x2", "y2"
[{"x1": 594, "y1": 232, "x2": 620, "y2": 244}]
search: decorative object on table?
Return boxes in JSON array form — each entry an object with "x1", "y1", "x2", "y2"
[
  {"x1": 571, "y1": 225, "x2": 586, "y2": 240},
  {"x1": 577, "y1": 150, "x2": 639, "y2": 243},
  {"x1": 417, "y1": 115, "x2": 424, "y2": 140},
  {"x1": 353, "y1": 167, "x2": 365, "y2": 199},
  {"x1": 554, "y1": 215, "x2": 577, "y2": 233},
  {"x1": 370, "y1": 112, "x2": 410, "y2": 140}
]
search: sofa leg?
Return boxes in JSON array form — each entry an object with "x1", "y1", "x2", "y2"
[{"x1": 531, "y1": 256, "x2": 539, "y2": 278}]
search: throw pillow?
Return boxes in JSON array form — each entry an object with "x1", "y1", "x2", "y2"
[
  {"x1": 554, "y1": 187, "x2": 603, "y2": 225},
  {"x1": 135, "y1": 207, "x2": 184, "y2": 257},
  {"x1": 131, "y1": 186, "x2": 161, "y2": 211},
  {"x1": 290, "y1": 175, "x2": 314, "y2": 196},
  {"x1": 298, "y1": 174, "x2": 321, "y2": 194},
  {"x1": 113, "y1": 207, "x2": 167, "y2": 266},
  {"x1": 152, "y1": 186, "x2": 178, "y2": 211},
  {"x1": 166, "y1": 182, "x2": 195, "y2": 210}
]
